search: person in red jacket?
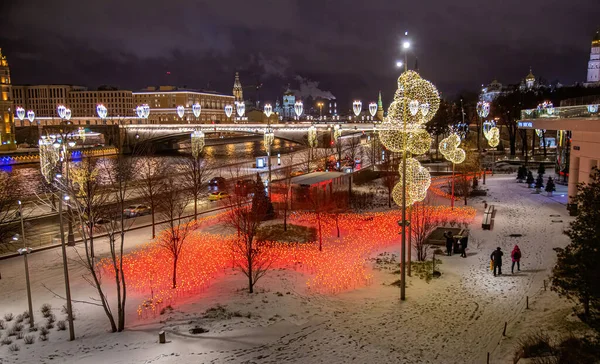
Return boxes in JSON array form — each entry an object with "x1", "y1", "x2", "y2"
[{"x1": 511, "y1": 245, "x2": 522, "y2": 274}]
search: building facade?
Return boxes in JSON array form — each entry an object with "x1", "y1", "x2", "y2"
[
  {"x1": 12, "y1": 85, "x2": 86, "y2": 117},
  {"x1": 133, "y1": 86, "x2": 234, "y2": 124},
  {"x1": 587, "y1": 30, "x2": 600, "y2": 84},
  {"x1": 68, "y1": 89, "x2": 134, "y2": 117},
  {"x1": 0, "y1": 48, "x2": 15, "y2": 149}
]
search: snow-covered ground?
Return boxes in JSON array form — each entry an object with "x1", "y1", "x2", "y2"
[{"x1": 0, "y1": 173, "x2": 587, "y2": 364}]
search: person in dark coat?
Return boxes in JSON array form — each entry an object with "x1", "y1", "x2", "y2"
[
  {"x1": 444, "y1": 231, "x2": 454, "y2": 256},
  {"x1": 511, "y1": 245, "x2": 522, "y2": 274},
  {"x1": 490, "y1": 247, "x2": 503, "y2": 276},
  {"x1": 460, "y1": 235, "x2": 468, "y2": 258}
]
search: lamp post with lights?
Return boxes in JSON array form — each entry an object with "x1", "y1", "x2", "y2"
[
  {"x1": 14, "y1": 200, "x2": 34, "y2": 326},
  {"x1": 264, "y1": 104, "x2": 275, "y2": 196}
]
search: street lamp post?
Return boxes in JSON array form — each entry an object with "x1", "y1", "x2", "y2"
[
  {"x1": 317, "y1": 102, "x2": 323, "y2": 119},
  {"x1": 57, "y1": 191, "x2": 75, "y2": 341},
  {"x1": 400, "y1": 33, "x2": 410, "y2": 301},
  {"x1": 57, "y1": 105, "x2": 76, "y2": 246},
  {"x1": 264, "y1": 104, "x2": 274, "y2": 196},
  {"x1": 15, "y1": 201, "x2": 34, "y2": 326}
]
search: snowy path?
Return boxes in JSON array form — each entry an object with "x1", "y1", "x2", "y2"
[{"x1": 0, "y1": 174, "x2": 572, "y2": 364}]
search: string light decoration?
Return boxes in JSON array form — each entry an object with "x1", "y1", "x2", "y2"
[
  {"x1": 308, "y1": 125, "x2": 317, "y2": 148},
  {"x1": 476, "y1": 101, "x2": 490, "y2": 118},
  {"x1": 294, "y1": 101, "x2": 303, "y2": 118},
  {"x1": 39, "y1": 138, "x2": 60, "y2": 184},
  {"x1": 487, "y1": 127, "x2": 500, "y2": 148},
  {"x1": 16, "y1": 107, "x2": 25, "y2": 121},
  {"x1": 333, "y1": 124, "x2": 342, "y2": 140},
  {"x1": 353, "y1": 100, "x2": 362, "y2": 117},
  {"x1": 386, "y1": 71, "x2": 440, "y2": 125},
  {"x1": 176, "y1": 105, "x2": 185, "y2": 119},
  {"x1": 191, "y1": 130, "x2": 205, "y2": 159},
  {"x1": 224, "y1": 104, "x2": 233, "y2": 118},
  {"x1": 369, "y1": 102, "x2": 377, "y2": 117},
  {"x1": 263, "y1": 128, "x2": 275, "y2": 148},
  {"x1": 535, "y1": 129, "x2": 546, "y2": 138},
  {"x1": 482, "y1": 120, "x2": 496, "y2": 140},
  {"x1": 26, "y1": 110, "x2": 35, "y2": 123},
  {"x1": 78, "y1": 127, "x2": 86, "y2": 143},
  {"x1": 192, "y1": 102, "x2": 202, "y2": 118}
]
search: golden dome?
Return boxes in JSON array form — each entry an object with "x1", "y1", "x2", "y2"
[
  {"x1": 593, "y1": 30, "x2": 600, "y2": 47},
  {"x1": 526, "y1": 67, "x2": 535, "y2": 81}
]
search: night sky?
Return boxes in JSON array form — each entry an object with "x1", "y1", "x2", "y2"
[{"x1": 1, "y1": 0, "x2": 599, "y2": 109}]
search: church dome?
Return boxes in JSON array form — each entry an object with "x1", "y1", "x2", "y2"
[{"x1": 526, "y1": 67, "x2": 535, "y2": 81}]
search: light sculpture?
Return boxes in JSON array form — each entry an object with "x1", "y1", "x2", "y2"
[
  {"x1": 224, "y1": 104, "x2": 233, "y2": 118},
  {"x1": 39, "y1": 138, "x2": 60, "y2": 184},
  {"x1": 16, "y1": 107, "x2": 25, "y2": 121},
  {"x1": 192, "y1": 102, "x2": 202, "y2": 118},
  {"x1": 308, "y1": 125, "x2": 317, "y2": 148},
  {"x1": 264, "y1": 104, "x2": 273, "y2": 118},
  {"x1": 142, "y1": 104, "x2": 150, "y2": 118},
  {"x1": 96, "y1": 104, "x2": 107, "y2": 119},
  {"x1": 369, "y1": 102, "x2": 377, "y2": 117},
  {"x1": 294, "y1": 101, "x2": 303, "y2": 118},
  {"x1": 482, "y1": 120, "x2": 496, "y2": 140},
  {"x1": 333, "y1": 124, "x2": 342, "y2": 140},
  {"x1": 236, "y1": 102, "x2": 245, "y2": 117},
  {"x1": 440, "y1": 133, "x2": 466, "y2": 208},
  {"x1": 176, "y1": 105, "x2": 185, "y2": 119},
  {"x1": 353, "y1": 100, "x2": 362, "y2": 117},
  {"x1": 477, "y1": 101, "x2": 490, "y2": 118},
  {"x1": 57, "y1": 105, "x2": 67, "y2": 119},
  {"x1": 64, "y1": 108, "x2": 72, "y2": 121},
  {"x1": 191, "y1": 130, "x2": 205, "y2": 159},
  {"x1": 27, "y1": 110, "x2": 35, "y2": 123}
]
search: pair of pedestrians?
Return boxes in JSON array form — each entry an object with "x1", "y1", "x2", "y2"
[{"x1": 490, "y1": 245, "x2": 522, "y2": 276}]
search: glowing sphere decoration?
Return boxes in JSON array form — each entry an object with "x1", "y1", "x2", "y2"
[
  {"x1": 27, "y1": 110, "x2": 35, "y2": 123},
  {"x1": 57, "y1": 105, "x2": 67, "y2": 119},
  {"x1": 406, "y1": 128, "x2": 432, "y2": 155},
  {"x1": 487, "y1": 127, "x2": 500, "y2": 148},
  {"x1": 176, "y1": 105, "x2": 185, "y2": 119},
  {"x1": 224, "y1": 104, "x2": 233, "y2": 118},
  {"x1": 294, "y1": 101, "x2": 303, "y2": 118},
  {"x1": 192, "y1": 102, "x2": 202, "y2": 118},
  {"x1": 96, "y1": 104, "x2": 108, "y2": 119},
  {"x1": 386, "y1": 71, "x2": 440, "y2": 125},
  {"x1": 353, "y1": 100, "x2": 362, "y2": 117},
  {"x1": 587, "y1": 104, "x2": 598, "y2": 113},
  {"x1": 308, "y1": 125, "x2": 317, "y2": 148},
  {"x1": 236, "y1": 102, "x2": 245, "y2": 117},
  {"x1": 16, "y1": 107, "x2": 25, "y2": 121},
  {"x1": 482, "y1": 120, "x2": 496, "y2": 140},
  {"x1": 264, "y1": 104, "x2": 273, "y2": 118},
  {"x1": 369, "y1": 102, "x2": 377, "y2": 117},
  {"x1": 477, "y1": 101, "x2": 490, "y2": 118},
  {"x1": 64, "y1": 108, "x2": 72, "y2": 121}
]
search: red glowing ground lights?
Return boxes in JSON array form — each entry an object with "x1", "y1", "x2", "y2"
[{"x1": 100, "y1": 207, "x2": 476, "y2": 318}]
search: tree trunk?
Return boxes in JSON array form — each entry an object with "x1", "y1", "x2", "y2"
[
  {"x1": 172, "y1": 254, "x2": 178, "y2": 289},
  {"x1": 151, "y1": 210, "x2": 156, "y2": 238},
  {"x1": 336, "y1": 216, "x2": 340, "y2": 238},
  {"x1": 247, "y1": 239, "x2": 253, "y2": 293},
  {"x1": 317, "y1": 214, "x2": 323, "y2": 251},
  {"x1": 194, "y1": 196, "x2": 198, "y2": 221}
]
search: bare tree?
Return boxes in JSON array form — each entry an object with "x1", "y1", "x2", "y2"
[
  {"x1": 275, "y1": 163, "x2": 294, "y2": 231},
  {"x1": 0, "y1": 172, "x2": 21, "y2": 275},
  {"x1": 70, "y1": 158, "x2": 108, "y2": 260},
  {"x1": 138, "y1": 153, "x2": 166, "y2": 238},
  {"x1": 455, "y1": 144, "x2": 480, "y2": 206},
  {"x1": 329, "y1": 190, "x2": 349, "y2": 238},
  {"x1": 182, "y1": 152, "x2": 213, "y2": 220},
  {"x1": 307, "y1": 186, "x2": 331, "y2": 251},
  {"x1": 225, "y1": 174, "x2": 272, "y2": 293},
  {"x1": 380, "y1": 151, "x2": 398, "y2": 208},
  {"x1": 411, "y1": 198, "x2": 436, "y2": 261},
  {"x1": 157, "y1": 176, "x2": 196, "y2": 289},
  {"x1": 344, "y1": 135, "x2": 363, "y2": 197}
]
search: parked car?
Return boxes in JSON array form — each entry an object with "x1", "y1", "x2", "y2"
[
  {"x1": 235, "y1": 179, "x2": 256, "y2": 196},
  {"x1": 80, "y1": 218, "x2": 111, "y2": 235},
  {"x1": 208, "y1": 191, "x2": 230, "y2": 201},
  {"x1": 208, "y1": 177, "x2": 227, "y2": 191},
  {"x1": 290, "y1": 171, "x2": 304, "y2": 177},
  {"x1": 123, "y1": 204, "x2": 151, "y2": 217}
]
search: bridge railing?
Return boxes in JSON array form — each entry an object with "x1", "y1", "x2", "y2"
[{"x1": 520, "y1": 104, "x2": 599, "y2": 120}]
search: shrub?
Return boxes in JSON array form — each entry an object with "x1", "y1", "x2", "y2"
[
  {"x1": 16, "y1": 331, "x2": 24, "y2": 340},
  {"x1": 7, "y1": 328, "x2": 16, "y2": 337},
  {"x1": 23, "y1": 335, "x2": 35, "y2": 345},
  {"x1": 28, "y1": 325, "x2": 38, "y2": 332},
  {"x1": 15, "y1": 315, "x2": 23, "y2": 323},
  {"x1": 56, "y1": 321, "x2": 66, "y2": 331},
  {"x1": 47, "y1": 314, "x2": 55, "y2": 324},
  {"x1": 45, "y1": 322, "x2": 54, "y2": 330},
  {"x1": 40, "y1": 304, "x2": 52, "y2": 318},
  {"x1": 39, "y1": 334, "x2": 47, "y2": 341},
  {"x1": 1, "y1": 337, "x2": 12, "y2": 345},
  {"x1": 8, "y1": 343, "x2": 20, "y2": 352},
  {"x1": 516, "y1": 331, "x2": 553, "y2": 359},
  {"x1": 39, "y1": 326, "x2": 49, "y2": 336},
  {"x1": 21, "y1": 311, "x2": 30, "y2": 319},
  {"x1": 13, "y1": 323, "x2": 23, "y2": 332},
  {"x1": 0, "y1": 319, "x2": 4, "y2": 330},
  {"x1": 4, "y1": 313, "x2": 14, "y2": 322}
]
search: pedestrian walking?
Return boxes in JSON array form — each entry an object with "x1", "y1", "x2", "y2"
[
  {"x1": 511, "y1": 245, "x2": 522, "y2": 274},
  {"x1": 460, "y1": 235, "x2": 468, "y2": 258},
  {"x1": 444, "y1": 231, "x2": 454, "y2": 256},
  {"x1": 490, "y1": 247, "x2": 503, "y2": 276}
]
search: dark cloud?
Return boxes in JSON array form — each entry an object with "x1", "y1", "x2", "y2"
[{"x1": 2, "y1": 0, "x2": 599, "y2": 106}]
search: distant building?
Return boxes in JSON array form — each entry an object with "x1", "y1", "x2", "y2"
[
  {"x1": 586, "y1": 30, "x2": 600, "y2": 84},
  {"x1": 480, "y1": 79, "x2": 505, "y2": 102},
  {"x1": 0, "y1": 48, "x2": 15, "y2": 149},
  {"x1": 133, "y1": 86, "x2": 234, "y2": 124},
  {"x1": 282, "y1": 87, "x2": 296, "y2": 119},
  {"x1": 232, "y1": 72, "x2": 243, "y2": 103},
  {"x1": 12, "y1": 85, "x2": 86, "y2": 117},
  {"x1": 68, "y1": 89, "x2": 134, "y2": 118}
]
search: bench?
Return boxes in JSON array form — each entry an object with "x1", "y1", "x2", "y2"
[{"x1": 482, "y1": 204, "x2": 495, "y2": 230}]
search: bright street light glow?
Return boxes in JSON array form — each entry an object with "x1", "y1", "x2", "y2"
[
  {"x1": 403, "y1": 41, "x2": 410, "y2": 49},
  {"x1": 396, "y1": 61, "x2": 403, "y2": 68}
]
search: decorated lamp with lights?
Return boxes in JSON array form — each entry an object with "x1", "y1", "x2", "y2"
[
  {"x1": 477, "y1": 101, "x2": 490, "y2": 118},
  {"x1": 16, "y1": 107, "x2": 25, "y2": 121},
  {"x1": 64, "y1": 108, "x2": 72, "y2": 121},
  {"x1": 96, "y1": 104, "x2": 108, "y2": 119},
  {"x1": 27, "y1": 110, "x2": 35, "y2": 123},
  {"x1": 308, "y1": 125, "x2": 317, "y2": 148},
  {"x1": 191, "y1": 130, "x2": 205, "y2": 159},
  {"x1": 176, "y1": 105, "x2": 185, "y2": 119},
  {"x1": 353, "y1": 100, "x2": 362, "y2": 117},
  {"x1": 224, "y1": 104, "x2": 233, "y2": 118},
  {"x1": 264, "y1": 104, "x2": 273, "y2": 118},
  {"x1": 236, "y1": 102, "x2": 245, "y2": 118},
  {"x1": 57, "y1": 105, "x2": 67, "y2": 119},
  {"x1": 192, "y1": 102, "x2": 202, "y2": 118},
  {"x1": 482, "y1": 120, "x2": 496, "y2": 140},
  {"x1": 369, "y1": 102, "x2": 377, "y2": 119},
  {"x1": 294, "y1": 101, "x2": 303, "y2": 119}
]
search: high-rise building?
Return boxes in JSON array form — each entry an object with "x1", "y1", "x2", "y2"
[
  {"x1": 12, "y1": 85, "x2": 86, "y2": 117},
  {"x1": 133, "y1": 86, "x2": 234, "y2": 124},
  {"x1": 232, "y1": 72, "x2": 243, "y2": 102},
  {"x1": 0, "y1": 48, "x2": 15, "y2": 149},
  {"x1": 586, "y1": 30, "x2": 600, "y2": 83}
]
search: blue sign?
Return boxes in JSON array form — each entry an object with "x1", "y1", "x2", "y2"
[{"x1": 517, "y1": 121, "x2": 533, "y2": 128}]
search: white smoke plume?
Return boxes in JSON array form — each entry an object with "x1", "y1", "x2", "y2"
[{"x1": 293, "y1": 76, "x2": 336, "y2": 100}]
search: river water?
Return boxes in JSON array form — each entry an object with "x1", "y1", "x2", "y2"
[{"x1": 3, "y1": 137, "x2": 300, "y2": 197}]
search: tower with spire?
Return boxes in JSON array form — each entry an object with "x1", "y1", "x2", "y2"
[
  {"x1": 376, "y1": 91, "x2": 384, "y2": 121},
  {"x1": 0, "y1": 49, "x2": 15, "y2": 150},
  {"x1": 233, "y1": 72, "x2": 243, "y2": 102},
  {"x1": 525, "y1": 67, "x2": 536, "y2": 89},
  {"x1": 587, "y1": 30, "x2": 600, "y2": 83}
]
